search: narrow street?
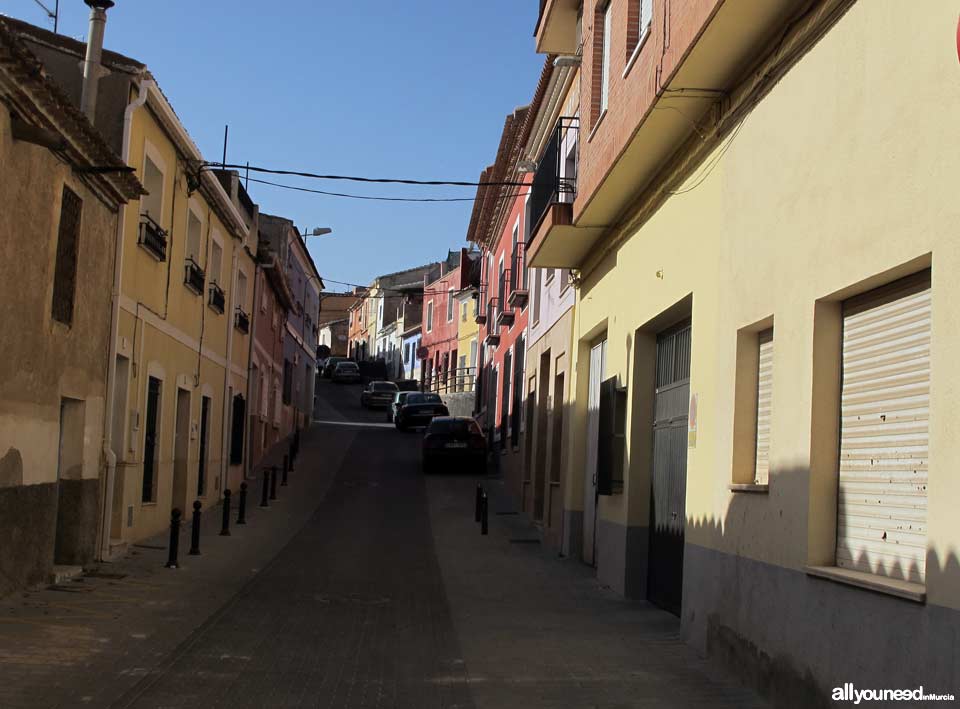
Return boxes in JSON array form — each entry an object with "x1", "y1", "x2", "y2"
[{"x1": 1, "y1": 382, "x2": 763, "y2": 709}]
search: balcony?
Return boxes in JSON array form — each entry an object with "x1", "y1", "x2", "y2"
[
  {"x1": 474, "y1": 288, "x2": 488, "y2": 324},
  {"x1": 138, "y1": 214, "x2": 167, "y2": 262},
  {"x1": 497, "y1": 274, "x2": 515, "y2": 328},
  {"x1": 526, "y1": 117, "x2": 602, "y2": 269},
  {"x1": 208, "y1": 282, "x2": 225, "y2": 313},
  {"x1": 535, "y1": 0, "x2": 580, "y2": 54},
  {"x1": 484, "y1": 298, "x2": 501, "y2": 347},
  {"x1": 234, "y1": 308, "x2": 250, "y2": 334},
  {"x1": 507, "y1": 246, "x2": 528, "y2": 309},
  {"x1": 184, "y1": 258, "x2": 205, "y2": 295}
]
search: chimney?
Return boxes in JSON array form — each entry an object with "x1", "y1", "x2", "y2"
[{"x1": 80, "y1": 0, "x2": 115, "y2": 122}]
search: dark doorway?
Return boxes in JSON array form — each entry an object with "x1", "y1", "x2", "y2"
[
  {"x1": 172, "y1": 389, "x2": 191, "y2": 513},
  {"x1": 500, "y1": 349, "x2": 512, "y2": 451},
  {"x1": 230, "y1": 394, "x2": 246, "y2": 466},
  {"x1": 198, "y1": 396, "x2": 211, "y2": 497},
  {"x1": 647, "y1": 320, "x2": 691, "y2": 616},
  {"x1": 142, "y1": 377, "x2": 161, "y2": 503}
]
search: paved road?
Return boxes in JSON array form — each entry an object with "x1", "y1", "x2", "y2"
[{"x1": 1, "y1": 379, "x2": 766, "y2": 708}]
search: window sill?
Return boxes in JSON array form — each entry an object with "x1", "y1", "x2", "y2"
[
  {"x1": 805, "y1": 566, "x2": 926, "y2": 604},
  {"x1": 729, "y1": 483, "x2": 769, "y2": 494},
  {"x1": 623, "y1": 28, "x2": 651, "y2": 79},
  {"x1": 588, "y1": 109, "x2": 608, "y2": 144}
]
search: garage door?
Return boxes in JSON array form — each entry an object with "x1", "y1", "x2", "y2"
[{"x1": 837, "y1": 271, "x2": 931, "y2": 584}]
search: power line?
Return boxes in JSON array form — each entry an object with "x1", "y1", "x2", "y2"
[
  {"x1": 245, "y1": 175, "x2": 531, "y2": 204},
  {"x1": 205, "y1": 162, "x2": 529, "y2": 188}
]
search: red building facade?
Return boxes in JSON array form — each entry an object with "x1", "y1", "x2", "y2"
[{"x1": 420, "y1": 249, "x2": 474, "y2": 392}]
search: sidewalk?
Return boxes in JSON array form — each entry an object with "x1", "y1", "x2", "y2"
[
  {"x1": 0, "y1": 424, "x2": 354, "y2": 709},
  {"x1": 427, "y1": 473, "x2": 768, "y2": 709}
]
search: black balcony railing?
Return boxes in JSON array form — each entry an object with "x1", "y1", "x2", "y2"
[
  {"x1": 184, "y1": 258, "x2": 205, "y2": 295},
  {"x1": 138, "y1": 214, "x2": 168, "y2": 261},
  {"x1": 208, "y1": 282, "x2": 225, "y2": 313},
  {"x1": 475, "y1": 287, "x2": 487, "y2": 324},
  {"x1": 528, "y1": 116, "x2": 579, "y2": 243},
  {"x1": 234, "y1": 308, "x2": 250, "y2": 334},
  {"x1": 508, "y1": 245, "x2": 529, "y2": 308}
]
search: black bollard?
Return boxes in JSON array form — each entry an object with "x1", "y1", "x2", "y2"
[
  {"x1": 475, "y1": 484, "x2": 483, "y2": 523},
  {"x1": 220, "y1": 488, "x2": 231, "y2": 536},
  {"x1": 260, "y1": 468, "x2": 270, "y2": 508},
  {"x1": 269, "y1": 465, "x2": 278, "y2": 500},
  {"x1": 481, "y1": 492, "x2": 488, "y2": 536},
  {"x1": 282, "y1": 454, "x2": 289, "y2": 486},
  {"x1": 166, "y1": 508, "x2": 182, "y2": 568},
  {"x1": 188, "y1": 501, "x2": 202, "y2": 556},
  {"x1": 237, "y1": 482, "x2": 248, "y2": 525}
]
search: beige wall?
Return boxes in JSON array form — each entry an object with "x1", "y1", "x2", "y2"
[
  {"x1": 567, "y1": 0, "x2": 960, "y2": 610},
  {"x1": 0, "y1": 107, "x2": 117, "y2": 489}
]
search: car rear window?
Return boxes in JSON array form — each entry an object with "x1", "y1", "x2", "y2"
[
  {"x1": 372, "y1": 382, "x2": 398, "y2": 392},
  {"x1": 336, "y1": 363, "x2": 358, "y2": 371},
  {"x1": 428, "y1": 419, "x2": 481, "y2": 435},
  {"x1": 407, "y1": 393, "x2": 442, "y2": 405}
]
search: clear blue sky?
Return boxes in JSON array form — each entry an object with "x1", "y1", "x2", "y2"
[{"x1": 4, "y1": 0, "x2": 544, "y2": 289}]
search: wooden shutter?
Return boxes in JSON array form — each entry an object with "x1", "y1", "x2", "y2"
[
  {"x1": 754, "y1": 329, "x2": 774, "y2": 485},
  {"x1": 52, "y1": 186, "x2": 82, "y2": 325},
  {"x1": 597, "y1": 376, "x2": 626, "y2": 495},
  {"x1": 837, "y1": 272, "x2": 931, "y2": 584}
]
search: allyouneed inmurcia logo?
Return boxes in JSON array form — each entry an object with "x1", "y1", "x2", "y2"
[{"x1": 833, "y1": 684, "x2": 956, "y2": 704}]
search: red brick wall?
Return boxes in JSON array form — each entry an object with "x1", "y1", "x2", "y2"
[{"x1": 576, "y1": 0, "x2": 720, "y2": 219}]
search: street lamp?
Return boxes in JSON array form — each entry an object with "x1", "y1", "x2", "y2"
[{"x1": 302, "y1": 227, "x2": 333, "y2": 238}]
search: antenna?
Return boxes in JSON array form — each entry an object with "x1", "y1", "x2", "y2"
[{"x1": 31, "y1": 0, "x2": 59, "y2": 32}]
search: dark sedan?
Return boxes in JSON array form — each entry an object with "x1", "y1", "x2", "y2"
[
  {"x1": 360, "y1": 380, "x2": 398, "y2": 409},
  {"x1": 387, "y1": 391, "x2": 411, "y2": 422},
  {"x1": 422, "y1": 417, "x2": 487, "y2": 474},
  {"x1": 395, "y1": 392, "x2": 448, "y2": 431}
]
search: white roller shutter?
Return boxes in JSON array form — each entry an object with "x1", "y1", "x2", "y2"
[
  {"x1": 754, "y1": 329, "x2": 773, "y2": 485},
  {"x1": 837, "y1": 272, "x2": 931, "y2": 584}
]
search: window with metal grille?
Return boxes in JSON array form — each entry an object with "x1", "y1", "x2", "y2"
[
  {"x1": 52, "y1": 186, "x2": 82, "y2": 325},
  {"x1": 283, "y1": 359, "x2": 293, "y2": 405}
]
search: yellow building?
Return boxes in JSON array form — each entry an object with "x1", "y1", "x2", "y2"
[
  {"x1": 455, "y1": 281, "x2": 479, "y2": 391},
  {"x1": 14, "y1": 20, "x2": 258, "y2": 546},
  {"x1": 531, "y1": 0, "x2": 960, "y2": 702}
]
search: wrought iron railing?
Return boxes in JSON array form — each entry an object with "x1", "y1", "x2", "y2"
[
  {"x1": 425, "y1": 366, "x2": 478, "y2": 394},
  {"x1": 138, "y1": 214, "x2": 168, "y2": 261},
  {"x1": 208, "y1": 282, "x2": 225, "y2": 313},
  {"x1": 184, "y1": 258, "x2": 205, "y2": 295},
  {"x1": 527, "y1": 116, "x2": 579, "y2": 243},
  {"x1": 234, "y1": 308, "x2": 250, "y2": 334}
]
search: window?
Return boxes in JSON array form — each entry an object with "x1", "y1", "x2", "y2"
[
  {"x1": 210, "y1": 240, "x2": 223, "y2": 285},
  {"x1": 260, "y1": 375, "x2": 269, "y2": 418},
  {"x1": 283, "y1": 359, "x2": 293, "y2": 404},
  {"x1": 261, "y1": 288, "x2": 268, "y2": 313},
  {"x1": 51, "y1": 186, "x2": 82, "y2": 325},
  {"x1": 461, "y1": 300, "x2": 468, "y2": 322},
  {"x1": 640, "y1": 0, "x2": 653, "y2": 43},
  {"x1": 426, "y1": 301, "x2": 434, "y2": 332},
  {"x1": 469, "y1": 339, "x2": 477, "y2": 370},
  {"x1": 186, "y1": 209, "x2": 202, "y2": 262},
  {"x1": 447, "y1": 288, "x2": 455, "y2": 322},
  {"x1": 732, "y1": 322, "x2": 774, "y2": 489},
  {"x1": 237, "y1": 270, "x2": 248, "y2": 310},
  {"x1": 835, "y1": 273, "x2": 931, "y2": 585},
  {"x1": 754, "y1": 329, "x2": 774, "y2": 485},
  {"x1": 141, "y1": 155, "x2": 164, "y2": 221},
  {"x1": 600, "y1": 2, "x2": 612, "y2": 115}
]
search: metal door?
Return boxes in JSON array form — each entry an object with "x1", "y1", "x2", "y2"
[
  {"x1": 583, "y1": 338, "x2": 606, "y2": 566},
  {"x1": 837, "y1": 273, "x2": 930, "y2": 584},
  {"x1": 647, "y1": 321, "x2": 691, "y2": 615}
]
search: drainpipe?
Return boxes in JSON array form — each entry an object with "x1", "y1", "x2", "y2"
[
  {"x1": 80, "y1": 0, "x2": 114, "y2": 121},
  {"x1": 99, "y1": 78, "x2": 151, "y2": 561},
  {"x1": 220, "y1": 244, "x2": 240, "y2": 497}
]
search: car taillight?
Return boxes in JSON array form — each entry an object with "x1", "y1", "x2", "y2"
[
  {"x1": 469, "y1": 435, "x2": 485, "y2": 449},
  {"x1": 424, "y1": 435, "x2": 443, "y2": 449}
]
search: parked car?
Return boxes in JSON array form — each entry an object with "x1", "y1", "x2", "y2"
[
  {"x1": 331, "y1": 361, "x2": 361, "y2": 384},
  {"x1": 361, "y1": 380, "x2": 399, "y2": 408},
  {"x1": 323, "y1": 356, "x2": 350, "y2": 378},
  {"x1": 387, "y1": 391, "x2": 411, "y2": 422},
  {"x1": 422, "y1": 417, "x2": 487, "y2": 474},
  {"x1": 395, "y1": 392, "x2": 448, "y2": 431}
]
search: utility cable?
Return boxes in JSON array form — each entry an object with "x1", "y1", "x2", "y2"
[
  {"x1": 244, "y1": 175, "x2": 531, "y2": 204},
  {"x1": 204, "y1": 162, "x2": 529, "y2": 188}
]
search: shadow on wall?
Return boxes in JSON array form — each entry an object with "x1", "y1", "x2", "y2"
[{"x1": 683, "y1": 466, "x2": 960, "y2": 709}]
